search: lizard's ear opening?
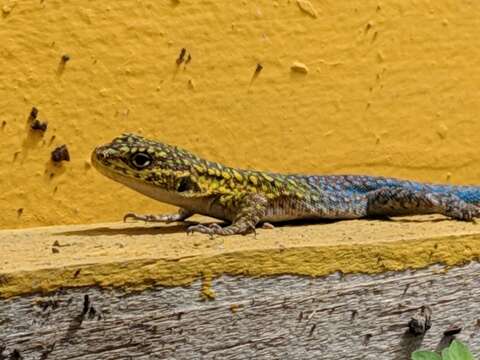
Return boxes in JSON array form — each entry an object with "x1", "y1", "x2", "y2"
[
  {"x1": 131, "y1": 152, "x2": 152, "y2": 169},
  {"x1": 176, "y1": 176, "x2": 201, "y2": 193}
]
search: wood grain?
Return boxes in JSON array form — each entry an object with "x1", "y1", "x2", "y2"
[{"x1": 1, "y1": 262, "x2": 479, "y2": 359}]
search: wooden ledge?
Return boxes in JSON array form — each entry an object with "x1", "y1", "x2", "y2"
[{"x1": 2, "y1": 215, "x2": 480, "y2": 298}]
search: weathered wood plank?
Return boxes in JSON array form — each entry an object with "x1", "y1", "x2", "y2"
[{"x1": 1, "y1": 262, "x2": 479, "y2": 360}]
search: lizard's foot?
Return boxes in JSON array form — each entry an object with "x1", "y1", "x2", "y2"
[
  {"x1": 367, "y1": 188, "x2": 480, "y2": 222},
  {"x1": 186, "y1": 193, "x2": 267, "y2": 236},
  {"x1": 186, "y1": 223, "x2": 219, "y2": 238},
  {"x1": 124, "y1": 213, "x2": 178, "y2": 223},
  {"x1": 444, "y1": 203, "x2": 480, "y2": 221},
  {"x1": 261, "y1": 222, "x2": 275, "y2": 229},
  {"x1": 124, "y1": 208, "x2": 194, "y2": 223},
  {"x1": 186, "y1": 222, "x2": 255, "y2": 236}
]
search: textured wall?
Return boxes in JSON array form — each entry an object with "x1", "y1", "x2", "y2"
[{"x1": 1, "y1": 0, "x2": 480, "y2": 229}]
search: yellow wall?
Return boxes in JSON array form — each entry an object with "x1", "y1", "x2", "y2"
[{"x1": 1, "y1": 0, "x2": 480, "y2": 229}]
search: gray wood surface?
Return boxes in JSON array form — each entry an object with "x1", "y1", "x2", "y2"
[{"x1": 1, "y1": 262, "x2": 480, "y2": 360}]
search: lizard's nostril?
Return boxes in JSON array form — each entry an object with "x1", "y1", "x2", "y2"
[
  {"x1": 94, "y1": 147, "x2": 108, "y2": 161},
  {"x1": 95, "y1": 146, "x2": 120, "y2": 161}
]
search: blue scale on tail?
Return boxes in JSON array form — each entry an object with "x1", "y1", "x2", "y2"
[
  {"x1": 422, "y1": 183, "x2": 480, "y2": 205},
  {"x1": 303, "y1": 175, "x2": 480, "y2": 205}
]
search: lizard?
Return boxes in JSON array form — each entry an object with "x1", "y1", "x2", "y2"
[{"x1": 91, "y1": 133, "x2": 480, "y2": 236}]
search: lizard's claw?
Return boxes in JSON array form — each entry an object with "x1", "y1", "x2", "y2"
[
  {"x1": 186, "y1": 224, "x2": 217, "y2": 238},
  {"x1": 261, "y1": 222, "x2": 275, "y2": 229},
  {"x1": 124, "y1": 212, "x2": 146, "y2": 222},
  {"x1": 123, "y1": 212, "x2": 163, "y2": 223},
  {"x1": 123, "y1": 212, "x2": 181, "y2": 223},
  {"x1": 208, "y1": 223, "x2": 223, "y2": 230}
]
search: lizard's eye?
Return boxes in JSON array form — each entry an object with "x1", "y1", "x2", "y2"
[{"x1": 131, "y1": 152, "x2": 152, "y2": 169}]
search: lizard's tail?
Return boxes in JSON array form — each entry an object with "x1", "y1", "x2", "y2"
[
  {"x1": 357, "y1": 176, "x2": 480, "y2": 205},
  {"x1": 428, "y1": 183, "x2": 480, "y2": 205}
]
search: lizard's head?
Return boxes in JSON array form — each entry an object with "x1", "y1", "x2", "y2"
[{"x1": 91, "y1": 133, "x2": 203, "y2": 194}]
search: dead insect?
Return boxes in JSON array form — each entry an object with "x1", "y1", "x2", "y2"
[
  {"x1": 28, "y1": 107, "x2": 47, "y2": 132},
  {"x1": 176, "y1": 48, "x2": 187, "y2": 65},
  {"x1": 30, "y1": 119, "x2": 48, "y2": 132},
  {"x1": 81, "y1": 294, "x2": 90, "y2": 316},
  {"x1": 250, "y1": 63, "x2": 263, "y2": 84},
  {"x1": 37, "y1": 298, "x2": 60, "y2": 311},
  {"x1": 61, "y1": 54, "x2": 70, "y2": 63},
  {"x1": 362, "y1": 333, "x2": 372, "y2": 346},
  {"x1": 51, "y1": 145, "x2": 70, "y2": 163},
  {"x1": 29, "y1": 107, "x2": 38, "y2": 121},
  {"x1": 443, "y1": 323, "x2": 462, "y2": 336},
  {"x1": 408, "y1": 305, "x2": 432, "y2": 336},
  {"x1": 88, "y1": 306, "x2": 96, "y2": 319},
  {"x1": 10, "y1": 349, "x2": 22, "y2": 360},
  {"x1": 185, "y1": 53, "x2": 192, "y2": 64}
]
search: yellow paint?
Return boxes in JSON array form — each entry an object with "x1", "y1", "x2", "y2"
[
  {"x1": 1, "y1": 216, "x2": 480, "y2": 298},
  {"x1": 230, "y1": 304, "x2": 241, "y2": 314},
  {"x1": 200, "y1": 273, "x2": 216, "y2": 301},
  {"x1": 296, "y1": 0, "x2": 318, "y2": 18},
  {"x1": 1, "y1": 1, "x2": 480, "y2": 229}
]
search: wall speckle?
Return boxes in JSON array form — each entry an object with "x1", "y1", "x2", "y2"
[
  {"x1": 296, "y1": 0, "x2": 318, "y2": 18},
  {"x1": 291, "y1": 61, "x2": 309, "y2": 74}
]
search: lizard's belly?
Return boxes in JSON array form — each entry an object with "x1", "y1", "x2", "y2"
[
  {"x1": 261, "y1": 197, "x2": 365, "y2": 222},
  {"x1": 262, "y1": 212, "x2": 360, "y2": 222},
  {"x1": 262, "y1": 213, "x2": 326, "y2": 222},
  {"x1": 262, "y1": 198, "x2": 323, "y2": 222}
]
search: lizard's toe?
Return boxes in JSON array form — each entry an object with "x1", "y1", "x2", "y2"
[
  {"x1": 208, "y1": 223, "x2": 223, "y2": 230},
  {"x1": 123, "y1": 213, "x2": 155, "y2": 222},
  {"x1": 467, "y1": 206, "x2": 480, "y2": 221},
  {"x1": 187, "y1": 224, "x2": 215, "y2": 236},
  {"x1": 123, "y1": 212, "x2": 139, "y2": 222},
  {"x1": 445, "y1": 204, "x2": 480, "y2": 222},
  {"x1": 261, "y1": 222, "x2": 275, "y2": 229}
]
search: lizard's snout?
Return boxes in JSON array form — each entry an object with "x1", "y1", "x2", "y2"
[
  {"x1": 91, "y1": 145, "x2": 115, "y2": 165},
  {"x1": 92, "y1": 145, "x2": 106, "y2": 161}
]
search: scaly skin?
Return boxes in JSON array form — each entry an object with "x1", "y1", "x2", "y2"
[{"x1": 91, "y1": 133, "x2": 480, "y2": 236}]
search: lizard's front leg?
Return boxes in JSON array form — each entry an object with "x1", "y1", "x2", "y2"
[
  {"x1": 187, "y1": 193, "x2": 268, "y2": 236},
  {"x1": 367, "y1": 187, "x2": 480, "y2": 220},
  {"x1": 124, "y1": 208, "x2": 194, "y2": 223}
]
